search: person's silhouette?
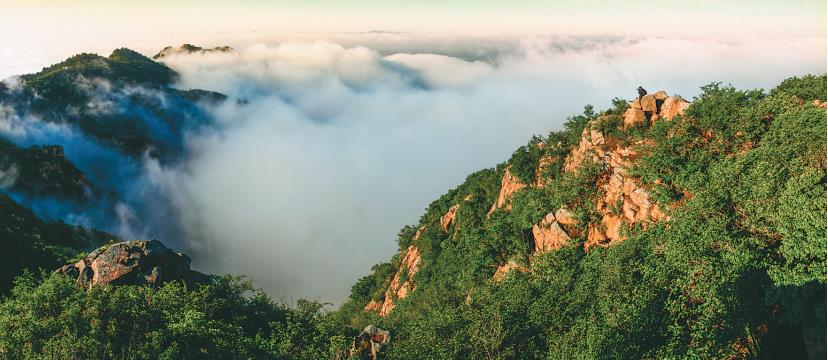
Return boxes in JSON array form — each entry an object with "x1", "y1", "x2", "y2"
[{"x1": 637, "y1": 86, "x2": 647, "y2": 99}]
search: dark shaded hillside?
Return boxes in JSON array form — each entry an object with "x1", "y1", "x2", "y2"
[
  {"x1": 0, "y1": 193, "x2": 113, "y2": 293},
  {"x1": 0, "y1": 138, "x2": 98, "y2": 202}
]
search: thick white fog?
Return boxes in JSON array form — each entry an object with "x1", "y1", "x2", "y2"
[{"x1": 143, "y1": 35, "x2": 825, "y2": 302}]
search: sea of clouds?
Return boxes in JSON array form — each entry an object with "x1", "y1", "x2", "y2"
[{"x1": 1, "y1": 34, "x2": 825, "y2": 303}]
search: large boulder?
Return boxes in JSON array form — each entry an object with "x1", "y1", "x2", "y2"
[
  {"x1": 624, "y1": 107, "x2": 647, "y2": 128},
  {"x1": 652, "y1": 90, "x2": 669, "y2": 101},
  {"x1": 660, "y1": 96, "x2": 691, "y2": 120},
  {"x1": 640, "y1": 94, "x2": 658, "y2": 112},
  {"x1": 56, "y1": 239, "x2": 207, "y2": 289}
]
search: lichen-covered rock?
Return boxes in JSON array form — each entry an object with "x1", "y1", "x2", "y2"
[{"x1": 56, "y1": 239, "x2": 207, "y2": 289}]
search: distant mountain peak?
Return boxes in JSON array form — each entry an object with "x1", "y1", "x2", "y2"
[{"x1": 153, "y1": 44, "x2": 234, "y2": 59}]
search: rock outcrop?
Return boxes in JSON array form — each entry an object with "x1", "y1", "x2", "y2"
[
  {"x1": 440, "y1": 205, "x2": 459, "y2": 232},
  {"x1": 487, "y1": 167, "x2": 527, "y2": 215},
  {"x1": 365, "y1": 244, "x2": 422, "y2": 317},
  {"x1": 563, "y1": 102, "x2": 672, "y2": 249},
  {"x1": 532, "y1": 212, "x2": 572, "y2": 254},
  {"x1": 624, "y1": 91, "x2": 689, "y2": 129},
  {"x1": 56, "y1": 239, "x2": 207, "y2": 289}
]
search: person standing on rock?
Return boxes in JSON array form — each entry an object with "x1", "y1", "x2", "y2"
[{"x1": 637, "y1": 86, "x2": 647, "y2": 99}]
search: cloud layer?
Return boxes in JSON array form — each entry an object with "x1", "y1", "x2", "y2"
[{"x1": 147, "y1": 35, "x2": 825, "y2": 302}]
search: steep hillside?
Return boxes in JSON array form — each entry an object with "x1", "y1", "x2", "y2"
[
  {"x1": 0, "y1": 193, "x2": 114, "y2": 293},
  {"x1": 334, "y1": 75, "x2": 827, "y2": 359}
]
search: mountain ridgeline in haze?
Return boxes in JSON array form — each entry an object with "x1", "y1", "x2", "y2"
[{"x1": 0, "y1": 47, "x2": 825, "y2": 359}]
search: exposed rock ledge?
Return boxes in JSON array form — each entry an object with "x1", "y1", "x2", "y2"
[
  {"x1": 492, "y1": 92, "x2": 684, "y2": 284},
  {"x1": 365, "y1": 241, "x2": 422, "y2": 317},
  {"x1": 56, "y1": 239, "x2": 208, "y2": 289},
  {"x1": 487, "y1": 167, "x2": 527, "y2": 216}
]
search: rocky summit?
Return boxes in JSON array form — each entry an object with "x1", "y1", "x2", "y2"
[{"x1": 56, "y1": 239, "x2": 208, "y2": 289}]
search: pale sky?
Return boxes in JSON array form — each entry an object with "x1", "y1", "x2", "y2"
[{"x1": 0, "y1": 0, "x2": 825, "y2": 77}]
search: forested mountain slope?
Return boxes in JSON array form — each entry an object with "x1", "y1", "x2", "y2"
[{"x1": 334, "y1": 75, "x2": 827, "y2": 359}]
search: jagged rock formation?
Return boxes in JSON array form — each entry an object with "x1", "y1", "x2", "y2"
[
  {"x1": 563, "y1": 107, "x2": 670, "y2": 249},
  {"x1": 487, "y1": 167, "x2": 527, "y2": 215},
  {"x1": 483, "y1": 93, "x2": 679, "y2": 279},
  {"x1": 153, "y1": 44, "x2": 234, "y2": 59},
  {"x1": 364, "y1": 243, "x2": 422, "y2": 317},
  {"x1": 56, "y1": 239, "x2": 207, "y2": 289},
  {"x1": 625, "y1": 91, "x2": 690, "y2": 129},
  {"x1": 532, "y1": 209, "x2": 579, "y2": 254},
  {"x1": 491, "y1": 92, "x2": 680, "y2": 264},
  {"x1": 370, "y1": 90, "x2": 683, "y2": 312},
  {"x1": 440, "y1": 204, "x2": 459, "y2": 232}
]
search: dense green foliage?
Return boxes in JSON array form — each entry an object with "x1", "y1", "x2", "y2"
[
  {"x1": 0, "y1": 273, "x2": 346, "y2": 360},
  {"x1": 332, "y1": 75, "x2": 827, "y2": 359}
]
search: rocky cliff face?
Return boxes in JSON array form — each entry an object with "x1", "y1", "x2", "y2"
[
  {"x1": 487, "y1": 167, "x2": 527, "y2": 216},
  {"x1": 440, "y1": 204, "x2": 459, "y2": 232},
  {"x1": 56, "y1": 239, "x2": 207, "y2": 289},
  {"x1": 497, "y1": 91, "x2": 682, "y2": 278},
  {"x1": 364, "y1": 240, "x2": 422, "y2": 317}
]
